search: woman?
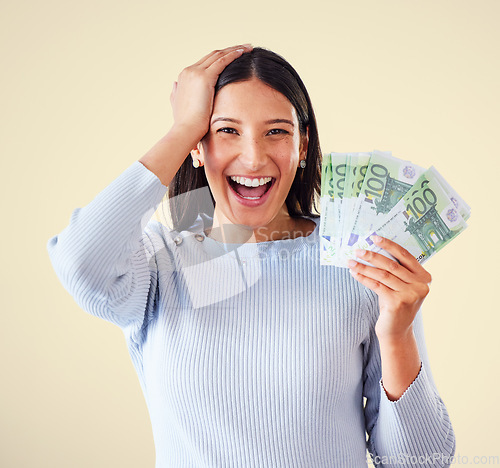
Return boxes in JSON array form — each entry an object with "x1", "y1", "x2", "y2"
[{"x1": 47, "y1": 44, "x2": 456, "y2": 467}]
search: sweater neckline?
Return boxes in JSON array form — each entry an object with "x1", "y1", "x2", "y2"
[{"x1": 195, "y1": 213, "x2": 320, "y2": 258}]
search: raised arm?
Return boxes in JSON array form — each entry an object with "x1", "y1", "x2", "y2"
[
  {"x1": 47, "y1": 44, "x2": 253, "y2": 332},
  {"x1": 139, "y1": 44, "x2": 253, "y2": 186},
  {"x1": 46, "y1": 159, "x2": 168, "y2": 330}
]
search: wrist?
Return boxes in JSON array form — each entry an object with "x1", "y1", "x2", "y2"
[
  {"x1": 169, "y1": 122, "x2": 208, "y2": 149},
  {"x1": 376, "y1": 325, "x2": 415, "y2": 348}
]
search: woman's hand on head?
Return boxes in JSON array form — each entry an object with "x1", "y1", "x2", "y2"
[
  {"x1": 170, "y1": 44, "x2": 253, "y2": 142},
  {"x1": 347, "y1": 236, "x2": 433, "y2": 343}
]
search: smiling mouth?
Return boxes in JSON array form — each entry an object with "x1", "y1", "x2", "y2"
[{"x1": 226, "y1": 176, "x2": 275, "y2": 200}]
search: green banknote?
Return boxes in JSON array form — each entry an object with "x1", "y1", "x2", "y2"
[
  {"x1": 339, "y1": 152, "x2": 371, "y2": 255},
  {"x1": 338, "y1": 150, "x2": 421, "y2": 265},
  {"x1": 353, "y1": 167, "x2": 468, "y2": 265},
  {"x1": 346, "y1": 150, "x2": 424, "y2": 251},
  {"x1": 427, "y1": 166, "x2": 471, "y2": 221},
  {"x1": 330, "y1": 153, "x2": 349, "y2": 258},
  {"x1": 319, "y1": 153, "x2": 337, "y2": 262}
]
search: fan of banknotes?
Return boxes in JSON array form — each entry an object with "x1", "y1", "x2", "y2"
[{"x1": 319, "y1": 150, "x2": 471, "y2": 267}]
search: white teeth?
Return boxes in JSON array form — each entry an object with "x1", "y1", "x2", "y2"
[{"x1": 230, "y1": 175, "x2": 272, "y2": 186}]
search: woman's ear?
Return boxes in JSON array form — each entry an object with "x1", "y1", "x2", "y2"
[{"x1": 190, "y1": 141, "x2": 205, "y2": 167}]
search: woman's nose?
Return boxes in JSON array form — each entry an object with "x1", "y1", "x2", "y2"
[{"x1": 238, "y1": 138, "x2": 268, "y2": 171}]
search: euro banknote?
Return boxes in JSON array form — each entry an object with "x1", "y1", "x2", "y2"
[{"x1": 320, "y1": 152, "x2": 471, "y2": 267}]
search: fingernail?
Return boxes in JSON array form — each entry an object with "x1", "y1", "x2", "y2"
[
  {"x1": 347, "y1": 260, "x2": 357, "y2": 268},
  {"x1": 371, "y1": 235, "x2": 381, "y2": 243},
  {"x1": 242, "y1": 43, "x2": 253, "y2": 48},
  {"x1": 355, "y1": 249, "x2": 366, "y2": 257}
]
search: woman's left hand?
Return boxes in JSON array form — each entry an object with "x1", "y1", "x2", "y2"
[{"x1": 347, "y1": 235, "x2": 433, "y2": 342}]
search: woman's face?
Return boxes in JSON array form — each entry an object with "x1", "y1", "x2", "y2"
[{"x1": 194, "y1": 77, "x2": 309, "y2": 232}]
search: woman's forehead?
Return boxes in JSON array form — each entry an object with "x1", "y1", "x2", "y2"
[{"x1": 212, "y1": 79, "x2": 297, "y2": 123}]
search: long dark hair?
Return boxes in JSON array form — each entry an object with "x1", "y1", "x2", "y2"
[{"x1": 166, "y1": 46, "x2": 322, "y2": 232}]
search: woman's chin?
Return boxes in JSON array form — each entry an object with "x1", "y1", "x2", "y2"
[
  {"x1": 224, "y1": 208, "x2": 284, "y2": 235},
  {"x1": 228, "y1": 214, "x2": 272, "y2": 231}
]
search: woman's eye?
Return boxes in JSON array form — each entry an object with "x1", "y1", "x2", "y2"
[
  {"x1": 215, "y1": 127, "x2": 288, "y2": 136},
  {"x1": 217, "y1": 127, "x2": 238, "y2": 134},
  {"x1": 268, "y1": 129, "x2": 288, "y2": 135}
]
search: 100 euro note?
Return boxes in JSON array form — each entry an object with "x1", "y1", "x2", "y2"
[
  {"x1": 330, "y1": 153, "x2": 349, "y2": 258},
  {"x1": 339, "y1": 152, "x2": 371, "y2": 255},
  {"x1": 319, "y1": 153, "x2": 337, "y2": 262},
  {"x1": 428, "y1": 166, "x2": 471, "y2": 221},
  {"x1": 338, "y1": 151, "x2": 423, "y2": 265},
  {"x1": 321, "y1": 152, "x2": 370, "y2": 266},
  {"x1": 352, "y1": 167, "x2": 469, "y2": 265}
]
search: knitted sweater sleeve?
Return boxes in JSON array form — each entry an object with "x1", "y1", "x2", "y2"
[
  {"x1": 46, "y1": 161, "x2": 168, "y2": 335},
  {"x1": 362, "y1": 288, "x2": 456, "y2": 467}
]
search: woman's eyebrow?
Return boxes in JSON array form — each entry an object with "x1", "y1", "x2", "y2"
[{"x1": 211, "y1": 117, "x2": 294, "y2": 127}]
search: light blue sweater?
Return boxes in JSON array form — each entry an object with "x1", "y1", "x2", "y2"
[{"x1": 47, "y1": 160, "x2": 456, "y2": 467}]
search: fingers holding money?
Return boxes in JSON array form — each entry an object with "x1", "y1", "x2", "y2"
[
  {"x1": 347, "y1": 262, "x2": 397, "y2": 297},
  {"x1": 348, "y1": 235, "x2": 432, "y2": 339},
  {"x1": 348, "y1": 236, "x2": 432, "y2": 291},
  {"x1": 348, "y1": 253, "x2": 408, "y2": 292},
  {"x1": 369, "y1": 236, "x2": 433, "y2": 285}
]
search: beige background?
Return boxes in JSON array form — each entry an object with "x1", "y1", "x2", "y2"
[{"x1": 1, "y1": 0, "x2": 498, "y2": 466}]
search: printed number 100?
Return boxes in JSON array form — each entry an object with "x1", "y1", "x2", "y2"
[{"x1": 406, "y1": 181, "x2": 437, "y2": 218}]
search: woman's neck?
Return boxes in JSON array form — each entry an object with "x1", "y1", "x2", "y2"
[{"x1": 204, "y1": 208, "x2": 316, "y2": 244}]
